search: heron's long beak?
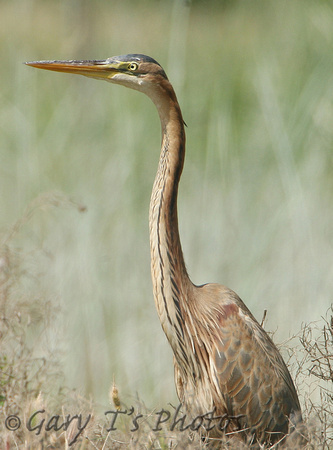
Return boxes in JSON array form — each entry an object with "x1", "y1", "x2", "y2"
[{"x1": 25, "y1": 59, "x2": 120, "y2": 80}]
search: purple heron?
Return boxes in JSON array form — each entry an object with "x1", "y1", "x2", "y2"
[{"x1": 26, "y1": 55, "x2": 305, "y2": 446}]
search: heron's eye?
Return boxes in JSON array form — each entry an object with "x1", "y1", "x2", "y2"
[{"x1": 128, "y1": 63, "x2": 138, "y2": 71}]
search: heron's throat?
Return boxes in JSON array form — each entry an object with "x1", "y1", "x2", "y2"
[{"x1": 149, "y1": 92, "x2": 190, "y2": 345}]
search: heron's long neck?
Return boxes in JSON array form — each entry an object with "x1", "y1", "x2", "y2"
[{"x1": 149, "y1": 85, "x2": 191, "y2": 345}]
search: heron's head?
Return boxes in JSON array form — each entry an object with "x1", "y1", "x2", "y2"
[{"x1": 25, "y1": 54, "x2": 169, "y2": 96}]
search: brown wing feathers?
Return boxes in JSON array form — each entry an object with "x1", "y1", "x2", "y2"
[{"x1": 212, "y1": 295, "x2": 300, "y2": 441}]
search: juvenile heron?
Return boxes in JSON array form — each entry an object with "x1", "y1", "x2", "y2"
[{"x1": 26, "y1": 54, "x2": 304, "y2": 445}]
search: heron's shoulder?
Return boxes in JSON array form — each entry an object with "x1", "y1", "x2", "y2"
[
  {"x1": 194, "y1": 282, "x2": 264, "y2": 334},
  {"x1": 195, "y1": 282, "x2": 251, "y2": 311}
]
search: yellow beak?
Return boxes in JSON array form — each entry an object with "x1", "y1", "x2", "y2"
[{"x1": 25, "y1": 59, "x2": 120, "y2": 80}]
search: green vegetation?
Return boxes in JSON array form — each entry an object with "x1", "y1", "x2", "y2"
[{"x1": 0, "y1": 0, "x2": 332, "y2": 447}]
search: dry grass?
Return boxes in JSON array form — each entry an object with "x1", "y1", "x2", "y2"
[{"x1": 296, "y1": 308, "x2": 333, "y2": 447}]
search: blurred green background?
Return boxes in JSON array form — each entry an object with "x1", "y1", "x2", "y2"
[{"x1": 1, "y1": 0, "x2": 333, "y2": 409}]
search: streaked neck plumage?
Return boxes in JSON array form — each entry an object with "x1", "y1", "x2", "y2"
[{"x1": 148, "y1": 79, "x2": 191, "y2": 349}]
